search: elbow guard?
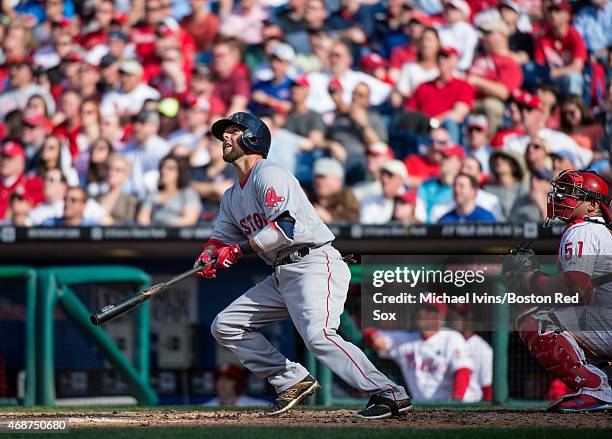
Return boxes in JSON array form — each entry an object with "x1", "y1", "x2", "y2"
[{"x1": 253, "y1": 217, "x2": 295, "y2": 252}]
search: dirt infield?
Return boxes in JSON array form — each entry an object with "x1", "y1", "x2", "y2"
[{"x1": 1, "y1": 408, "x2": 610, "y2": 429}]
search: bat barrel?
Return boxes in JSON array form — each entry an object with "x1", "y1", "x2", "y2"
[{"x1": 90, "y1": 292, "x2": 148, "y2": 326}]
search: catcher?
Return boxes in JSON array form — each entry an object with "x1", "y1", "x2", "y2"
[{"x1": 503, "y1": 170, "x2": 612, "y2": 412}]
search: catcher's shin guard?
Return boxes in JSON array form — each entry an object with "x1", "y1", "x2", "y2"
[{"x1": 518, "y1": 314, "x2": 605, "y2": 392}]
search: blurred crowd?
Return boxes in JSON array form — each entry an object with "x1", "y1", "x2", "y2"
[{"x1": 0, "y1": 0, "x2": 610, "y2": 227}]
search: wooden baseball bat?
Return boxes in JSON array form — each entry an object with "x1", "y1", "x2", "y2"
[{"x1": 90, "y1": 258, "x2": 215, "y2": 326}]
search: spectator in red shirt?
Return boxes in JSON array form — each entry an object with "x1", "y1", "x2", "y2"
[
  {"x1": 52, "y1": 89, "x2": 82, "y2": 158},
  {"x1": 131, "y1": 0, "x2": 169, "y2": 67},
  {"x1": 80, "y1": 0, "x2": 116, "y2": 50},
  {"x1": 467, "y1": 17, "x2": 523, "y2": 135},
  {"x1": 211, "y1": 37, "x2": 251, "y2": 117},
  {"x1": 406, "y1": 47, "x2": 474, "y2": 143},
  {"x1": 0, "y1": 141, "x2": 44, "y2": 220},
  {"x1": 403, "y1": 127, "x2": 453, "y2": 186},
  {"x1": 180, "y1": 0, "x2": 219, "y2": 56},
  {"x1": 534, "y1": 0, "x2": 587, "y2": 96}
]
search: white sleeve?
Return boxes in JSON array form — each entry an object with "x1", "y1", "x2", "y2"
[
  {"x1": 447, "y1": 333, "x2": 473, "y2": 372},
  {"x1": 558, "y1": 226, "x2": 598, "y2": 276},
  {"x1": 378, "y1": 330, "x2": 412, "y2": 360},
  {"x1": 458, "y1": 26, "x2": 478, "y2": 71},
  {"x1": 477, "y1": 341, "x2": 493, "y2": 387}
]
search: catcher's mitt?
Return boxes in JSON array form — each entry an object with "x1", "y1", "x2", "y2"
[{"x1": 502, "y1": 244, "x2": 540, "y2": 293}]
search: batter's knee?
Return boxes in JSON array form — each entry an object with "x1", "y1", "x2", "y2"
[
  {"x1": 302, "y1": 328, "x2": 334, "y2": 353},
  {"x1": 210, "y1": 312, "x2": 239, "y2": 343}
]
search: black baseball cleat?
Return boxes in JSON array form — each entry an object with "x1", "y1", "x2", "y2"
[
  {"x1": 265, "y1": 375, "x2": 320, "y2": 415},
  {"x1": 357, "y1": 393, "x2": 412, "y2": 419}
]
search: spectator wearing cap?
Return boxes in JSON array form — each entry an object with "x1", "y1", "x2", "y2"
[
  {"x1": 98, "y1": 54, "x2": 120, "y2": 94},
  {"x1": 306, "y1": 40, "x2": 391, "y2": 116},
  {"x1": 498, "y1": 0, "x2": 534, "y2": 65},
  {"x1": 559, "y1": 94, "x2": 604, "y2": 151},
  {"x1": 100, "y1": 59, "x2": 161, "y2": 117},
  {"x1": 211, "y1": 37, "x2": 251, "y2": 116},
  {"x1": 204, "y1": 363, "x2": 268, "y2": 406},
  {"x1": 483, "y1": 150, "x2": 527, "y2": 218},
  {"x1": 574, "y1": 0, "x2": 612, "y2": 62},
  {"x1": 0, "y1": 141, "x2": 44, "y2": 220},
  {"x1": 464, "y1": 114, "x2": 492, "y2": 175},
  {"x1": 283, "y1": 76, "x2": 327, "y2": 150},
  {"x1": 219, "y1": 0, "x2": 269, "y2": 45},
  {"x1": 353, "y1": 142, "x2": 394, "y2": 201},
  {"x1": 137, "y1": 154, "x2": 202, "y2": 226},
  {"x1": 550, "y1": 150, "x2": 577, "y2": 175},
  {"x1": 107, "y1": 31, "x2": 133, "y2": 59},
  {"x1": 148, "y1": 17, "x2": 197, "y2": 83},
  {"x1": 405, "y1": 47, "x2": 474, "y2": 143},
  {"x1": 0, "y1": 59, "x2": 55, "y2": 120},
  {"x1": 1, "y1": 190, "x2": 35, "y2": 226},
  {"x1": 360, "y1": 159, "x2": 410, "y2": 224},
  {"x1": 440, "y1": 173, "x2": 496, "y2": 222},
  {"x1": 388, "y1": 10, "x2": 432, "y2": 75},
  {"x1": 535, "y1": 0, "x2": 587, "y2": 96},
  {"x1": 414, "y1": 145, "x2": 464, "y2": 223},
  {"x1": 326, "y1": 81, "x2": 387, "y2": 185},
  {"x1": 466, "y1": 17, "x2": 523, "y2": 135},
  {"x1": 508, "y1": 172, "x2": 551, "y2": 223},
  {"x1": 502, "y1": 90, "x2": 593, "y2": 168},
  {"x1": 121, "y1": 110, "x2": 171, "y2": 198},
  {"x1": 360, "y1": 53, "x2": 393, "y2": 86},
  {"x1": 403, "y1": 127, "x2": 452, "y2": 185},
  {"x1": 311, "y1": 158, "x2": 360, "y2": 223},
  {"x1": 168, "y1": 96, "x2": 211, "y2": 157},
  {"x1": 524, "y1": 137, "x2": 552, "y2": 180},
  {"x1": 180, "y1": 0, "x2": 220, "y2": 55},
  {"x1": 249, "y1": 43, "x2": 296, "y2": 116},
  {"x1": 437, "y1": 0, "x2": 478, "y2": 71},
  {"x1": 392, "y1": 27, "x2": 441, "y2": 105},
  {"x1": 326, "y1": 0, "x2": 376, "y2": 50},
  {"x1": 392, "y1": 189, "x2": 418, "y2": 223},
  {"x1": 21, "y1": 111, "x2": 54, "y2": 170}
]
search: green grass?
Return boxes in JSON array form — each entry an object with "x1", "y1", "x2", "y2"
[{"x1": 6, "y1": 427, "x2": 611, "y2": 439}]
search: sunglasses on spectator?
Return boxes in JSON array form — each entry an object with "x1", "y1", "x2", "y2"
[
  {"x1": 467, "y1": 127, "x2": 484, "y2": 133},
  {"x1": 45, "y1": 174, "x2": 63, "y2": 183},
  {"x1": 527, "y1": 143, "x2": 543, "y2": 150},
  {"x1": 432, "y1": 139, "x2": 448, "y2": 145},
  {"x1": 65, "y1": 196, "x2": 85, "y2": 203}
]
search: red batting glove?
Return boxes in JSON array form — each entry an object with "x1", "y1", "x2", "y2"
[
  {"x1": 195, "y1": 250, "x2": 217, "y2": 278},
  {"x1": 213, "y1": 244, "x2": 243, "y2": 270}
]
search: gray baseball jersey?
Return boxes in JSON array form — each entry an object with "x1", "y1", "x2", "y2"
[
  {"x1": 208, "y1": 158, "x2": 408, "y2": 401},
  {"x1": 211, "y1": 159, "x2": 335, "y2": 265}
]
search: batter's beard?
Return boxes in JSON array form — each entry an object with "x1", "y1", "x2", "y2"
[{"x1": 222, "y1": 142, "x2": 246, "y2": 163}]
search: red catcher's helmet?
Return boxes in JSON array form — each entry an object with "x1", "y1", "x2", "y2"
[{"x1": 546, "y1": 169, "x2": 611, "y2": 226}]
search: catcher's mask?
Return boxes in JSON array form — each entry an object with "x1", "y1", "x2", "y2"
[{"x1": 545, "y1": 169, "x2": 611, "y2": 227}]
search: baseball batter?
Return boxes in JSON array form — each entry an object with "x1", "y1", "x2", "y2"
[
  {"x1": 510, "y1": 170, "x2": 612, "y2": 412},
  {"x1": 194, "y1": 112, "x2": 410, "y2": 418}
]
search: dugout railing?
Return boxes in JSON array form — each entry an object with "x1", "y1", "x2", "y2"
[{"x1": 0, "y1": 266, "x2": 37, "y2": 406}]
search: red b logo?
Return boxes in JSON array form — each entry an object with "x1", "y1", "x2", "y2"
[{"x1": 265, "y1": 187, "x2": 285, "y2": 207}]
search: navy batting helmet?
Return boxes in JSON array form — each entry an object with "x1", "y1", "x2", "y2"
[{"x1": 211, "y1": 112, "x2": 271, "y2": 157}]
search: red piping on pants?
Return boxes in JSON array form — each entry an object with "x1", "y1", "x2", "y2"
[{"x1": 322, "y1": 251, "x2": 396, "y2": 401}]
